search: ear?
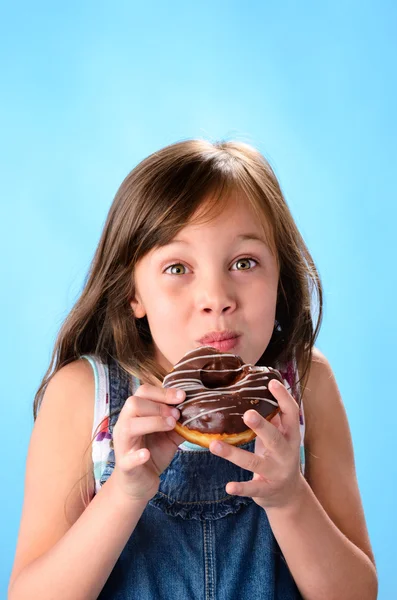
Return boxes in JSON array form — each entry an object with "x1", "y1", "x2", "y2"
[{"x1": 130, "y1": 296, "x2": 146, "y2": 318}]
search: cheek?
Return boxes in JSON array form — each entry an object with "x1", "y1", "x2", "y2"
[
  {"x1": 244, "y1": 280, "x2": 277, "y2": 334},
  {"x1": 245, "y1": 277, "x2": 277, "y2": 310},
  {"x1": 145, "y1": 291, "x2": 188, "y2": 332}
]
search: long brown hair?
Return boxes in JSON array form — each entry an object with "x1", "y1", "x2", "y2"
[{"x1": 33, "y1": 139, "x2": 323, "y2": 509}]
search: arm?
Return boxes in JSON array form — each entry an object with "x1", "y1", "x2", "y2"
[
  {"x1": 209, "y1": 347, "x2": 377, "y2": 600},
  {"x1": 8, "y1": 361, "x2": 147, "y2": 600},
  {"x1": 9, "y1": 476, "x2": 147, "y2": 600},
  {"x1": 266, "y1": 475, "x2": 376, "y2": 600},
  {"x1": 265, "y1": 348, "x2": 377, "y2": 600}
]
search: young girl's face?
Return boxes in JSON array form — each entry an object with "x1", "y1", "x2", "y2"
[{"x1": 130, "y1": 192, "x2": 279, "y2": 376}]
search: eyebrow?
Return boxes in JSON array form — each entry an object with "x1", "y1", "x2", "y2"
[
  {"x1": 164, "y1": 233, "x2": 269, "y2": 246},
  {"x1": 236, "y1": 233, "x2": 268, "y2": 244}
]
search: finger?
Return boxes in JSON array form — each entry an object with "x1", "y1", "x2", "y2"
[
  {"x1": 115, "y1": 415, "x2": 177, "y2": 454},
  {"x1": 270, "y1": 412, "x2": 281, "y2": 427},
  {"x1": 119, "y1": 447, "x2": 151, "y2": 472},
  {"x1": 130, "y1": 415, "x2": 177, "y2": 437},
  {"x1": 225, "y1": 478, "x2": 268, "y2": 497},
  {"x1": 166, "y1": 429, "x2": 186, "y2": 447},
  {"x1": 267, "y1": 379, "x2": 301, "y2": 441},
  {"x1": 123, "y1": 395, "x2": 180, "y2": 420},
  {"x1": 269, "y1": 412, "x2": 285, "y2": 435},
  {"x1": 135, "y1": 383, "x2": 186, "y2": 405},
  {"x1": 243, "y1": 409, "x2": 285, "y2": 452},
  {"x1": 209, "y1": 441, "x2": 268, "y2": 476}
]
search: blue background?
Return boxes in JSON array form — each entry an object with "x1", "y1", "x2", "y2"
[{"x1": 2, "y1": 1, "x2": 396, "y2": 598}]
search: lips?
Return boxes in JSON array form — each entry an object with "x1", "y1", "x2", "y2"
[
  {"x1": 203, "y1": 338, "x2": 240, "y2": 352},
  {"x1": 198, "y1": 330, "x2": 240, "y2": 344},
  {"x1": 197, "y1": 330, "x2": 241, "y2": 352}
]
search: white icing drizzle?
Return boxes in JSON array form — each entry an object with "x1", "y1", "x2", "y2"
[
  {"x1": 164, "y1": 351, "x2": 245, "y2": 372},
  {"x1": 163, "y1": 346, "x2": 280, "y2": 428},
  {"x1": 176, "y1": 388, "x2": 278, "y2": 408},
  {"x1": 182, "y1": 405, "x2": 237, "y2": 427}
]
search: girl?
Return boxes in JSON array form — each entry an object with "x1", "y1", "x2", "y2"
[{"x1": 9, "y1": 139, "x2": 377, "y2": 600}]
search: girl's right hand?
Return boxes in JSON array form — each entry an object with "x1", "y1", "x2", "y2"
[{"x1": 110, "y1": 384, "x2": 186, "y2": 503}]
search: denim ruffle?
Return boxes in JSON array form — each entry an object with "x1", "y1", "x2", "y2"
[
  {"x1": 149, "y1": 489, "x2": 254, "y2": 521},
  {"x1": 147, "y1": 440, "x2": 257, "y2": 520}
]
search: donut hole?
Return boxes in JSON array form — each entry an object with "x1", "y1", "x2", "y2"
[{"x1": 200, "y1": 357, "x2": 243, "y2": 388}]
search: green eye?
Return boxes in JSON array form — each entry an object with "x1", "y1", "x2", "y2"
[
  {"x1": 166, "y1": 263, "x2": 186, "y2": 275},
  {"x1": 234, "y1": 258, "x2": 257, "y2": 270},
  {"x1": 164, "y1": 258, "x2": 257, "y2": 275}
]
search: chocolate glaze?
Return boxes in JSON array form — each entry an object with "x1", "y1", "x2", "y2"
[{"x1": 162, "y1": 346, "x2": 283, "y2": 435}]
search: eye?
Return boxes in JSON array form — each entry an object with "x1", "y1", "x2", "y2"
[
  {"x1": 232, "y1": 257, "x2": 258, "y2": 271},
  {"x1": 163, "y1": 257, "x2": 258, "y2": 275},
  {"x1": 164, "y1": 263, "x2": 189, "y2": 275}
]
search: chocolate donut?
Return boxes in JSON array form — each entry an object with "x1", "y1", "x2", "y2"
[{"x1": 162, "y1": 346, "x2": 283, "y2": 448}]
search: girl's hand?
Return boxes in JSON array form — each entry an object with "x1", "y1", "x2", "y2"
[
  {"x1": 209, "y1": 379, "x2": 304, "y2": 510},
  {"x1": 111, "y1": 384, "x2": 186, "y2": 503}
]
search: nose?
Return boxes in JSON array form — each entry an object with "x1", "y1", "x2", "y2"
[{"x1": 195, "y1": 271, "x2": 237, "y2": 315}]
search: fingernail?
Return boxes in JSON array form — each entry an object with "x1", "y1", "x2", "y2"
[
  {"x1": 166, "y1": 416, "x2": 176, "y2": 426},
  {"x1": 246, "y1": 411, "x2": 260, "y2": 425},
  {"x1": 171, "y1": 408, "x2": 180, "y2": 419},
  {"x1": 175, "y1": 390, "x2": 185, "y2": 400},
  {"x1": 212, "y1": 441, "x2": 224, "y2": 453},
  {"x1": 271, "y1": 379, "x2": 280, "y2": 390}
]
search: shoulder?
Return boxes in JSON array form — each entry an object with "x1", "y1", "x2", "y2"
[
  {"x1": 35, "y1": 358, "x2": 96, "y2": 502},
  {"x1": 37, "y1": 357, "x2": 96, "y2": 481},
  {"x1": 308, "y1": 345, "x2": 327, "y2": 365},
  {"x1": 299, "y1": 345, "x2": 344, "y2": 448},
  {"x1": 46, "y1": 357, "x2": 95, "y2": 394},
  {"x1": 38, "y1": 358, "x2": 95, "y2": 428},
  {"x1": 298, "y1": 345, "x2": 349, "y2": 460},
  {"x1": 33, "y1": 356, "x2": 97, "y2": 516},
  {"x1": 9, "y1": 359, "x2": 96, "y2": 588},
  {"x1": 299, "y1": 346, "x2": 376, "y2": 564},
  {"x1": 42, "y1": 357, "x2": 96, "y2": 452}
]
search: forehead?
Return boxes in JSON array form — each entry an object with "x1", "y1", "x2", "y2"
[{"x1": 181, "y1": 190, "x2": 274, "y2": 244}]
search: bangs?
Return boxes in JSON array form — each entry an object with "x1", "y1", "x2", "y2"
[{"x1": 131, "y1": 146, "x2": 278, "y2": 267}]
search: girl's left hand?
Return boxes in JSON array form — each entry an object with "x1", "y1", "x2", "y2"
[{"x1": 209, "y1": 378, "x2": 304, "y2": 511}]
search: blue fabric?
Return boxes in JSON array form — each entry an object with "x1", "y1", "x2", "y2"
[{"x1": 98, "y1": 357, "x2": 302, "y2": 599}]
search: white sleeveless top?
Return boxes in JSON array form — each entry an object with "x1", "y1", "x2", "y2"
[{"x1": 81, "y1": 354, "x2": 306, "y2": 495}]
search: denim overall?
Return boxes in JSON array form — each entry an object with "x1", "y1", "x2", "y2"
[{"x1": 97, "y1": 357, "x2": 303, "y2": 600}]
